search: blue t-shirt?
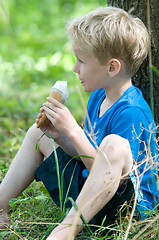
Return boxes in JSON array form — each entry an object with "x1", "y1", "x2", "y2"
[{"x1": 84, "y1": 85, "x2": 159, "y2": 217}]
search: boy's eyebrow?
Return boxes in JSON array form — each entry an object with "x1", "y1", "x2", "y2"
[
  {"x1": 73, "y1": 53, "x2": 78, "y2": 59},
  {"x1": 73, "y1": 50, "x2": 80, "y2": 59}
]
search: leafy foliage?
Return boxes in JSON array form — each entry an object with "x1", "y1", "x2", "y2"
[
  {"x1": 0, "y1": 0, "x2": 107, "y2": 166},
  {"x1": 0, "y1": 0, "x2": 106, "y2": 239}
]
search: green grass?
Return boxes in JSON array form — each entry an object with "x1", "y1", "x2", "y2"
[
  {"x1": 0, "y1": 184, "x2": 158, "y2": 239},
  {"x1": 0, "y1": 130, "x2": 158, "y2": 239}
]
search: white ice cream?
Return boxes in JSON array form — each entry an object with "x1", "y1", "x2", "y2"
[{"x1": 51, "y1": 81, "x2": 69, "y2": 102}]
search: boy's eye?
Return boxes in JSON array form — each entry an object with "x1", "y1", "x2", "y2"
[{"x1": 78, "y1": 59, "x2": 84, "y2": 63}]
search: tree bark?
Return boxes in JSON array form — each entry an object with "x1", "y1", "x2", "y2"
[{"x1": 107, "y1": 0, "x2": 159, "y2": 127}]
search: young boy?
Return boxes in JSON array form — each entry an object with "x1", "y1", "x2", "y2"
[{"x1": 0, "y1": 6, "x2": 159, "y2": 240}]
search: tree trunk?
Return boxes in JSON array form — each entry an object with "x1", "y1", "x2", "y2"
[{"x1": 107, "y1": 0, "x2": 159, "y2": 128}]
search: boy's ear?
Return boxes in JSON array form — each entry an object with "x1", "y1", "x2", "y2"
[{"x1": 108, "y1": 58, "x2": 121, "y2": 77}]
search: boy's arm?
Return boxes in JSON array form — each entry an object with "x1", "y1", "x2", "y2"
[
  {"x1": 56, "y1": 125, "x2": 97, "y2": 170},
  {"x1": 36, "y1": 115, "x2": 80, "y2": 159},
  {"x1": 40, "y1": 97, "x2": 97, "y2": 170}
]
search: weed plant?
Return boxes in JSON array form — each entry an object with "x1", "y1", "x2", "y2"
[{"x1": 0, "y1": 129, "x2": 158, "y2": 239}]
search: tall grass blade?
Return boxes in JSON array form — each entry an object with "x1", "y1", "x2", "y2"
[
  {"x1": 62, "y1": 155, "x2": 94, "y2": 213},
  {"x1": 68, "y1": 197, "x2": 93, "y2": 235},
  {"x1": 45, "y1": 133, "x2": 63, "y2": 217},
  {"x1": 152, "y1": 65, "x2": 159, "y2": 75},
  {"x1": 36, "y1": 133, "x2": 45, "y2": 166},
  {"x1": 61, "y1": 160, "x2": 78, "y2": 214}
]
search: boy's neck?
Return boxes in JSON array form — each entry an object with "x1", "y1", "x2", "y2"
[
  {"x1": 99, "y1": 79, "x2": 132, "y2": 117},
  {"x1": 104, "y1": 78, "x2": 132, "y2": 102}
]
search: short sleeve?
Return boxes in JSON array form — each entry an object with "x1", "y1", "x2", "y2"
[{"x1": 110, "y1": 106, "x2": 146, "y2": 160}]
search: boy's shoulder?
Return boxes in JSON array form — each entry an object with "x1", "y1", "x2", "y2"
[
  {"x1": 89, "y1": 85, "x2": 148, "y2": 109},
  {"x1": 88, "y1": 85, "x2": 154, "y2": 123},
  {"x1": 88, "y1": 85, "x2": 142, "y2": 108}
]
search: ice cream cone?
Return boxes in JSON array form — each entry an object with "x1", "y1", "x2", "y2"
[{"x1": 36, "y1": 81, "x2": 69, "y2": 128}]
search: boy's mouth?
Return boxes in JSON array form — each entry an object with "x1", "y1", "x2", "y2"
[{"x1": 80, "y1": 80, "x2": 84, "y2": 85}]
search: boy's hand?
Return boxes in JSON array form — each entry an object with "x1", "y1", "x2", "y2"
[
  {"x1": 42, "y1": 97, "x2": 78, "y2": 138},
  {"x1": 36, "y1": 108, "x2": 60, "y2": 140}
]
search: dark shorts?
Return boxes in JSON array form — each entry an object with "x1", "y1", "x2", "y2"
[{"x1": 35, "y1": 147, "x2": 134, "y2": 226}]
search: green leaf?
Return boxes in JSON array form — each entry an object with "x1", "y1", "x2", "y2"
[
  {"x1": 0, "y1": 231, "x2": 10, "y2": 240},
  {"x1": 35, "y1": 195, "x2": 48, "y2": 200},
  {"x1": 152, "y1": 65, "x2": 159, "y2": 75},
  {"x1": 68, "y1": 197, "x2": 93, "y2": 235}
]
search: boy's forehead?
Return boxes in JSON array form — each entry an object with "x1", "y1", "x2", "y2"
[
  {"x1": 72, "y1": 45, "x2": 83, "y2": 53},
  {"x1": 72, "y1": 47, "x2": 82, "y2": 55},
  {"x1": 72, "y1": 45, "x2": 90, "y2": 57},
  {"x1": 72, "y1": 46, "x2": 102, "y2": 65}
]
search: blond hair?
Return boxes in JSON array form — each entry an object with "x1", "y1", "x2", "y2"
[{"x1": 67, "y1": 6, "x2": 149, "y2": 76}]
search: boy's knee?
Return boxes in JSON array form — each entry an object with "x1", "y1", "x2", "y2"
[
  {"x1": 26, "y1": 123, "x2": 43, "y2": 143},
  {"x1": 27, "y1": 124, "x2": 54, "y2": 158},
  {"x1": 100, "y1": 134, "x2": 131, "y2": 159}
]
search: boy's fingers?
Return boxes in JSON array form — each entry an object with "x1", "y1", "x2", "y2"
[
  {"x1": 36, "y1": 118, "x2": 39, "y2": 124},
  {"x1": 37, "y1": 113, "x2": 41, "y2": 119},
  {"x1": 46, "y1": 97, "x2": 63, "y2": 108},
  {"x1": 40, "y1": 107, "x2": 45, "y2": 113},
  {"x1": 43, "y1": 103, "x2": 58, "y2": 113},
  {"x1": 37, "y1": 108, "x2": 44, "y2": 117},
  {"x1": 36, "y1": 108, "x2": 45, "y2": 122},
  {"x1": 43, "y1": 106, "x2": 56, "y2": 118}
]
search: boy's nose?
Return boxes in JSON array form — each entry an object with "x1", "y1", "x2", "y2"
[{"x1": 73, "y1": 62, "x2": 79, "y2": 74}]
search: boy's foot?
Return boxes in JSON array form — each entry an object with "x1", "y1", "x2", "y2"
[{"x1": 0, "y1": 211, "x2": 9, "y2": 230}]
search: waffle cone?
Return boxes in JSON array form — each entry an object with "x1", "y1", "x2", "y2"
[{"x1": 37, "y1": 90, "x2": 64, "y2": 128}]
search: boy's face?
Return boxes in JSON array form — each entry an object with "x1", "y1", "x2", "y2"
[{"x1": 72, "y1": 47, "x2": 110, "y2": 92}]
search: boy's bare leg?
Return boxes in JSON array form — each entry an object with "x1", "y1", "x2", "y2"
[
  {"x1": 0, "y1": 123, "x2": 54, "y2": 229},
  {"x1": 47, "y1": 134, "x2": 133, "y2": 240}
]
